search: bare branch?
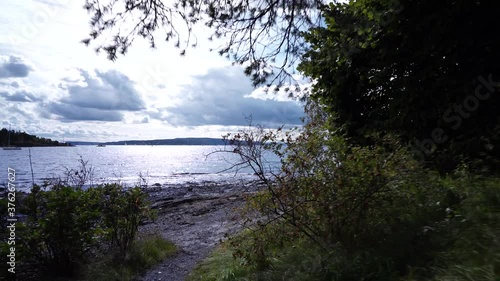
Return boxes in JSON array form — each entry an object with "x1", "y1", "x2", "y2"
[{"x1": 82, "y1": 0, "x2": 328, "y2": 85}]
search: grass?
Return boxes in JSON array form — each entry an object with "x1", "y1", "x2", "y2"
[
  {"x1": 186, "y1": 242, "x2": 251, "y2": 281},
  {"x1": 186, "y1": 229, "x2": 333, "y2": 281},
  {"x1": 81, "y1": 234, "x2": 177, "y2": 281},
  {"x1": 188, "y1": 236, "x2": 500, "y2": 281}
]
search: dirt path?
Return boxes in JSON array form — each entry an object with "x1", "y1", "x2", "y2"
[{"x1": 138, "y1": 181, "x2": 258, "y2": 281}]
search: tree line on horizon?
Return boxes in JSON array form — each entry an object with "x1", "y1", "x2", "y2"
[{"x1": 0, "y1": 128, "x2": 70, "y2": 147}]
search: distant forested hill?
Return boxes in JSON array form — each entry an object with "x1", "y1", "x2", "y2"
[
  {"x1": 0, "y1": 128, "x2": 71, "y2": 147},
  {"x1": 104, "y1": 138, "x2": 226, "y2": 146},
  {"x1": 69, "y1": 138, "x2": 227, "y2": 146}
]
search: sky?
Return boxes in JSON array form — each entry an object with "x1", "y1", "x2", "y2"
[{"x1": 0, "y1": 0, "x2": 305, "y2": 142}]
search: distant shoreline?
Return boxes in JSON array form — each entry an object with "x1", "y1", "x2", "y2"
[
  {"x1": 0, "y1": 129, "x2": 230, "y2": 147},
  {"x1": 70, "y1": 137, "x2": 227, "y2": 146},
  {"x1": 0, "y1": 128, "x2": 72, "y2": 147}
]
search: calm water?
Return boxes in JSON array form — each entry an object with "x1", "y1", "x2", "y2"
[{"x1": 0, "y1": 145, "x2": 280, "y2": 191}]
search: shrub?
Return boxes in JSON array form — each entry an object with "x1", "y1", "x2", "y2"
[
  {"x1": 178, "y1": 93, "x2": 499, "y2": 280},
  {"x1": 215, "y1": 101, "x2": 479, "y2": 280},
  {"x1": 19, "y1": 184, "x2": 102, "y2": 277},
  {"x1": 14, "y1": 183, "x2": 155, "y2": 279},
  {"x1": 99, "y1": 184, "x2": 156, "y2": 257},
  {"x1": 204, "y1": 99, "x2": 499, "y2": 281}
]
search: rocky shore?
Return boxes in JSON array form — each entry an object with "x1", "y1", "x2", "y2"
[{"x1": 139, "y1": 180, "x2": 262, "y2": 281}]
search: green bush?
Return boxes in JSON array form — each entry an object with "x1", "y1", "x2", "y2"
[
  {"x1": 194, "y1": 148, "x2": 499, "y2": 281},
  {"x1": 212, "y1": 102, "x2": 498, "y2": 281},
  {"x1": 99, "y1": 184, "x2": 156, "y2": 257},
  {"x1": 19, "y1": 184, "x2": 102, "y2": 277},
  {"x1": 227, "y1": 108, "x2": 449, "y2": 278},
  {"x1": 13, "y1": 183, "x2": 155, "y2": 279},
  {"x1": 189, "y1": 168, "x2": 499, "y2": 281}
]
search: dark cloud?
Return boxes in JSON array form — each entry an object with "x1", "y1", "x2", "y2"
[
  {"x1": 47, "y1": 103, "x2": 123, "y2": 122},
  {"x1": 0, "y1": 55, "x2": 32, "y2": 78},
  {"x1": 158, "y1": 66, "x2": 304, "y2": 127},
  {"x1": 0, "y1": 90, "x2": 40, "y2": 102},
  {"x1": 46, "y1": 69, "x2": 145, "y2": 122},
  {"x1": 61, "y1": 69, "x2": 145, "y2": 111}
]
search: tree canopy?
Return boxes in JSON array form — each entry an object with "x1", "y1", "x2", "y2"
[{"x1": 298, "y1": 0, "x2": 500, "y2": 172}]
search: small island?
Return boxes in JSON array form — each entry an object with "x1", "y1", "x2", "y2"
[{"x1": 0, "y1": 128, "x2": 72, "y2": 147}]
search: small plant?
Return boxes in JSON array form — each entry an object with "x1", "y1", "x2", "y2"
[{"x1": 59, "y1": 156, "x2": 95, "y2": 188}]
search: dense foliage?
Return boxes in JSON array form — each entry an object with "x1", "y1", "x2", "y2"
[
  {"x1": 0, "y1": 183, "x2": 157, "y2": 280},
  {"x1": 298, "y1": 0, "x2": 500, "y2": 172},
  {"x1": 190, "y1": 101, "x2": 499, "y2": 281}
]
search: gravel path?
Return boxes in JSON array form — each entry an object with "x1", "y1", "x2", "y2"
[{"x1": 138, "y1": 181, "x2": 259, "y2": 281}]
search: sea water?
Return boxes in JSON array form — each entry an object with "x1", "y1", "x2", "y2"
[{"x1": 0, "y1": 145, "x2": 281, "y2": 191}]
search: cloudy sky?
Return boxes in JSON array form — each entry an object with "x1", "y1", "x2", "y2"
[{"x1": 0, "y1": 0, "x2": 304, "y2": 142}]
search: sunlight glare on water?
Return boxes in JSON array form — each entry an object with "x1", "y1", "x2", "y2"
[{"x1": 0, "y1": 145, "x2": 281, "y2": 191}]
